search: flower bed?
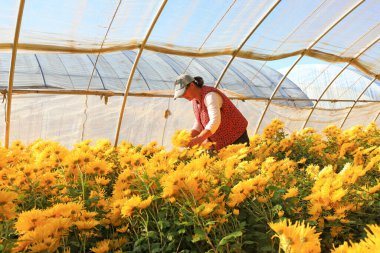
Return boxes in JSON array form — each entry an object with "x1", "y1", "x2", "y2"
[{"x1": 0, "y1": 120, "x2": 379, "y2": 252}]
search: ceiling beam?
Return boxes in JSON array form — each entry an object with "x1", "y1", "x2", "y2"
[{"x1": 2, "y1": 88, "x2": 380, "y2": 104}]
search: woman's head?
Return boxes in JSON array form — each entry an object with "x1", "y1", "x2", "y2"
[
  {"x1": 193, "y1": 76, "x2": 204, "y2": 88},
  {"x1": 174, "y1": 74, "x2": 204, "y2": 100}
]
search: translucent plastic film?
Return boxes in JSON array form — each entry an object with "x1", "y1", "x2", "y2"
[
  {"x1": 1, "y1": 1, "x2": 380, "y2": 77},
  {"x1": 9, "y1": 94, "x2": 122, "y2": 147}
]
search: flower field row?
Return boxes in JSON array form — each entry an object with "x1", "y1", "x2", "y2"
[{"x1": 0, "y1": 120, "x2": 379, "y2": 252}]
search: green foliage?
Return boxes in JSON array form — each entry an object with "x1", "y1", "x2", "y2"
[{"x1": 1, "y1": 122, "x2": 380, "y2": 252}]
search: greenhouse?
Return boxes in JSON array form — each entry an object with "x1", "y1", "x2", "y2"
[{"x1": 0, "y1": 0, "x2": 379, "y2": 252}]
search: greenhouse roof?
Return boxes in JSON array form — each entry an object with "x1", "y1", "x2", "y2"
[{"x1": 0, "y1": 0, "x2": 380, "y2": 147}]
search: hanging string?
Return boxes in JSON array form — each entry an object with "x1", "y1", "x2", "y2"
[
  {"x1": 2, "y1": 91, "x2": 6, "y2": 123},
  {"x1": 81, "y1": 0, "x2": 123, "y2": 141}
]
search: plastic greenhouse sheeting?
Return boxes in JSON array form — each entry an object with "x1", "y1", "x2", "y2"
[{"x1": 0, "y1": 0, "x2": 380, "y2": 147}]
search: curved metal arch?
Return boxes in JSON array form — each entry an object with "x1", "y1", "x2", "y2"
[
  {"x1": 374, "y1": 110, "x2": 380, "y2": 123},
  {"x1": 235, "y1": 0, "x2": 352, "y2": 102},
  {"x1": 193, "y1": 58, "x2": 218, "y2": 80},
  {"x1": 98, "y1": 55, "x2": 124, "y2": 90},
  {"x1": 86, "y1": 55, "x2": 106, "y2": 90},
  {"x1": 182, "y1": 0, "x2": 237, "y2": 74},
  {"x1": 255, "y1": 0, "x2": 365, "y2": 134},
  {"x1": 121, "y1": 51, "x2": 151, "y2": 90},
  {"x1": 136, "y1": 53, "x2": 170, "y2": 90},
  {"x1": 34, "y1": 54, "x2": 47, "y2": 87},
  {"x1": 156, "y1": 54, "x2": 183, "y2": 75},
  {"x1": 214, "y1": 0, "x2": 281, "y2": 89},
  {"x1": 156, "y1": 54, "x2": 181, "y2": 75},
  {"x1": 57, "y1": 54, "x2": 75, "y2": 89},
  {"x1": 215, "y1": 57, "x2": 259, "y2": 97},
  {"x1": 114, "y1": 0, "x2": 168, "y2": 146},
  {"x1": 5, "y1": 0, "x2": 25, "y2": 148},
  {"x1": 303, "y1": 36, "x2": 380, "y2": 129},
  {"x1": 239, "y1": 60, "x2": 284, "y2": 98},
  {"x1": 340, "y1": 76, "x2": 378, "y2": 128}
]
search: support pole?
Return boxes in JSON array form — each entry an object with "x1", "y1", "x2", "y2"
[
  {"x1": 5, "y1": 0, "x2": 25, "y2": 148},
  {"x1": 114, "y1": 0, "x2": 168, "y2": 146}
]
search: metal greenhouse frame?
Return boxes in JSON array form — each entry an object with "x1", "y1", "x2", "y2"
[{"x1": 2, "y1": 0, "x2": 380, "y2": 147}]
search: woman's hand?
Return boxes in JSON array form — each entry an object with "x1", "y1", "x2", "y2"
[
  {"x1": 191, "y1": 129, "x2": 200, "y2": 138},
  {"x1": 187, "y1": 129, "x2": 212, "y2": 148},
  {"x1": 188, "y1": 136, "x2": 204, "y2": 147}
]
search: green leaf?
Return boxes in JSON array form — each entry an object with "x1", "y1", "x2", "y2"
[
  {"x1": 151, "y1": 243, "x2": 161, "y2": 253},
  {"x1": 205, "y1": 221, "x2": 217, "y2": 226},
  {"x1": 192, "y1": 228, "x2": 207, "y2": 243},
  {"x1": 217, "y1": 231, "x2": 243, "y2": 247},
  {"x1": 259, "y1": 244, "x2": 275, "y2": 252},
  {"x1": 178, "y1": 221, "x2": 193, "y2": 226},
  {"x1": 167, "y1": 233, "x2": 174, "y2": 241},
  {"x1": 178, "y1": 228, "x2": 186, "y2": 234},
  {"x1": 147, "y1": 231, "x2": 158, "y2": 239},
  {"x1": 272, "y1": 204, "x2": 283, "y2": 212},
  {"x1": 267, "y1": 185, "x2": 278, "y2": 191},
  {"x1": 249, "y1": 231, "x2": 268, "y2": 241},
  {"x1": 52, "y1": 184, "x2": 65, "y2": 190},
  {"x1": 158, "y1": 220, "x2": 170, "y2": 230},
  {"x1": 242, "y1": 240, "x2": 256, "y2": 245}
]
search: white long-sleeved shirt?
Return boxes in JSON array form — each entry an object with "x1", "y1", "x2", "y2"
[{"x1": 192, "y1": 92, "x2": 223, "y2": 134}]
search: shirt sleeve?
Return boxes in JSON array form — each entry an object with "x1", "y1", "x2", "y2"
[{"x1": 204, "y1": 92, "x2": 223, "y2": 134}]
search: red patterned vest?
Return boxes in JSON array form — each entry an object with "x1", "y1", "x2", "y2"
[{"x1": 192, "y1": 86, "x2": 248, "y2": 150}]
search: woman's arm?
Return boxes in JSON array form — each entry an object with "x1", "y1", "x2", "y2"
[
  {"x1": 188, "y1": 92, "x2": 223, "y2": 147},
  {"x1": 204, "y1": 92, "x2": 222, "y2": 133},
  {"x1": 191, "y1": 121, "x2": 201, "y2": 137}
]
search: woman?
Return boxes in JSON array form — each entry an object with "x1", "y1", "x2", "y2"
[{"x1": 174, "y1": 74, "x2": 249, "y2": 150}]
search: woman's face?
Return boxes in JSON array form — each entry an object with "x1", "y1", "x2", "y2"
[{"x1": 182, "y1": 83, "x2": 195, "y2": 101}]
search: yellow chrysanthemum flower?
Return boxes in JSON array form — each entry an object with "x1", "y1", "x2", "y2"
[
  {"x1": 28, "y1": 236, "x2": 60, "y2": 253},
  {"x1": 90, "y1": 239, "x2": 110, "y2": 253},
  {"x1": 121, "y1": 195, "x2": 153, "y2": 217},
  {"x1": 195, "y1": 202, "x2": 217, "y2": 217},
  {"x1": 262, "y1": 119, "x2": 284, "y2": 139},
  {"x1": 269, "y1": 219, "x2": 321, "y2": 253},
  {"x1": 282, "y1": 187, "x2": 299, "y2": 200},
  {"x1": 331, "y1": 225, "x2": 380, "y2": 253},
  {"x1": 95, "y1": 176, "x2": 111, "y2": 186},
  {"x1": 46, "y1": 202, "x2": 84, "y2": 219},
  {"x1": 74, "y1": 219, "x2": 100, "y2": 230},
  {"x1": 0, "y1": 190, "x2": 18, "y2": 220},
  {"x1": 84, "y1": 159, "x2": 113, "y2": 176},
  {"x1": 138, "y1": 196, "x2": 153, "y2": 209},
  {"x1": 171, "y1": 130, "x2": 191, "y2": 148},
  {"x1": 15, "y1": 209, "x2": 46, "y2": 234}
]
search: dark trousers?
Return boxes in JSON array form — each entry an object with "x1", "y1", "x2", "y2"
[{"x1": 232, "y1": 130, "x2": 250, "y2": 146}]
